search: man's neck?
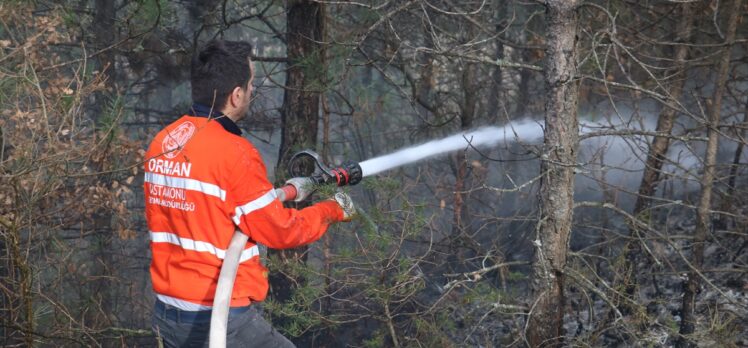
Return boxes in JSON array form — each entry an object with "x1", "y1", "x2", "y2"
[{"x1": 189, "y1": 103, "x2": 242, "y2": 136}]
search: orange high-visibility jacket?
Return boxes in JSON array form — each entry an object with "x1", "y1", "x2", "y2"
[{"x1": 144, "y1": 115, "x2": 343, "y2": 310}]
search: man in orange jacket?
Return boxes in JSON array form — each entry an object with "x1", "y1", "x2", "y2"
[{"x1": 145, "y1": 40, "x2": 353, "y2": 347}]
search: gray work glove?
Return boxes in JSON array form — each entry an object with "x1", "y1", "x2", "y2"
[
  {"x1": 333, "y1": 191, "x2": 356, "y2": 221},
  {"x1": 285, "y1": 177, "x2": 315, "y2": 202}
]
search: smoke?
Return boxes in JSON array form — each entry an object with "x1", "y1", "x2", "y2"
[
  {"x1": 576, "y1": 115, "x2": 708, "y2": 202},
  {"x1": 356, "y1": 106, "x2": 741, "y2": 206}
]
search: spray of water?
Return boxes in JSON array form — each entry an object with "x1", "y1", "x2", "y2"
[{"x1": 359, "y1": 119, "x2": 544, "y2": 177}]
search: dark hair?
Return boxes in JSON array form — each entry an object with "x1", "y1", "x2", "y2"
[{"x1": 191, "y1": 40, "x2": 253, "y2": 110}]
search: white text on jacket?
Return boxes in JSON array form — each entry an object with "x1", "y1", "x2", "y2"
[{"x1": 148, "y1": 159, "x2": 192, "y2": 177}]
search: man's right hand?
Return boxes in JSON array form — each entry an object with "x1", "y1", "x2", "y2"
[{"x1": 333, "y1": 191, "x2": 356, "y2": 221}]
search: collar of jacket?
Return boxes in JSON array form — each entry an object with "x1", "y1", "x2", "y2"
[{"x1": 189, "y1": 103, "x2": 242, "y2": 136}]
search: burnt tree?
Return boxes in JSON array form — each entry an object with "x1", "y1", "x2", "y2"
[
  {"x1": 620, "y1": 2, "x2": 695, "y2": 314},
  {"x1": 678, "y1": 0, "x2": 743, "y2": 345}
]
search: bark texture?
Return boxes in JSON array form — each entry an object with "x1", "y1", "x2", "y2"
[
  {"x1": 527, "y1": 1, "x2": 580, "y2": 347},
  {"x1": 678, "y1": 0, "x2": 743, "y2": 345},
  {"x1": 725, "y1": 100, "x2": 748, "y2": 203},
  {"x1": 451, "y1": 61, "x2": 479, "y2": 267},
  {"x1": 90, "y1": 0, "x2": 117, "y2": 327},
  {"x1": 453, "y1": 62, "x2": 478, "y2": 234},
  {"x1": 276, "y1": 0, "x2": 326, "y2": 175},
  {"x1": 271, "y1": 0, "x2": 326, "y2": 313},
  {"x1": 486, "y1": 0, "x2": 506, "y2": 121}
]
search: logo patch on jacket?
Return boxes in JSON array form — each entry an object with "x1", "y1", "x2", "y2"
[{"x1": 162, "y1": 121, "x2": 196, "y2": 159}]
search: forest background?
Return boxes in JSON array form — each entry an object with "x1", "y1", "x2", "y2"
[{"x1": 1, "y1": 0, "x2": 747, "y2": 347}]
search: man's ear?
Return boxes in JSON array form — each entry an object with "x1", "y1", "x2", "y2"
[{"x1": 229, "y1": 86, "x2": 243, "y2": 107}]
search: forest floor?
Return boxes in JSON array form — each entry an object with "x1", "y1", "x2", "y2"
[
  {"x1": 565, "y1": 209, "x2": 748, "y2": 347},
  {"x1": 450, "y1": 204, "x2": 748, "y2": 347}
]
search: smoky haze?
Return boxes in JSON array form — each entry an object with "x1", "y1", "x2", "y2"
[{"x1": 356, "y1": 107, "x2": 728, "y2": 211}]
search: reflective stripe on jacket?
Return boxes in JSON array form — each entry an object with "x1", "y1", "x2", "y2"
[{"x1": 144, "y1": 116, "x2": 344, "y2": 309}]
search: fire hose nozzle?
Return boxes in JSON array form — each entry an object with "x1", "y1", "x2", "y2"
[
  {"x1": 287, "y1": 150, "x2": 363, "y2": 187},
  {"x1": 278, "y1": 150, "x2": 363, "y2": 202},
  {"x1": 328, "y1": 161, "x2": 362, "y2": 187}
]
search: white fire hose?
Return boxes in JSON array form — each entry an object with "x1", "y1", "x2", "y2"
[
  {"x1": 209, "y1": 229, "x2": 248, "y2": 348},
  {"x1": 209, "y1": 187, "x2": 294, "y2": 348},
  {"x1": 209, "y1": 150, "x2": 362, "y2": 347}
]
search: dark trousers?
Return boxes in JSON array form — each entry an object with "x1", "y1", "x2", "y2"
[{"x1": 151, "y1": 300, "x2": 294, "y2": 347}]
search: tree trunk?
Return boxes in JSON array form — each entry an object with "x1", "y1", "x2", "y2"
[
  {"x1": 515, "y1": 18, "x2": 537, "y2": 119},
  {"x1": 270, "y1": 0, "x2": 326, "y2": 312},
  {"x1": 415, "y1": 12, "x2": 436, "y2": 119},
  {"x1": 451, "y1": 61, "x2": 478, "y2": 264},
  {"x1": 515, "y1": 47, "x2": 533, "y2": 117},
  {"x1": 486, "y1": 0, "x2": 505, "y2": 122},
  {"x1": 527, "y1": 1, "x2": 580, "y2": 347},
  {"x1": 276, "y1": 0, "x2": 325, "y2": 174},
  {"x1": 89, "y1": 0, "x2": 117, "y2": 328},
  {"x1": 94, "y1": 0, "x2": 116, "y2": 88},
  {"x1": 726, "y1": 101, "x2": 748, "y2": 195},
  {"x1": 678, "y1": 0, "x2": 742, "y2": 345},
  {"x1": 620, "y1": 2, "x2": 694, "y2": 314},
  {"x1": 716, "y1": 99, "x2": 748, "y2": 229}
]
